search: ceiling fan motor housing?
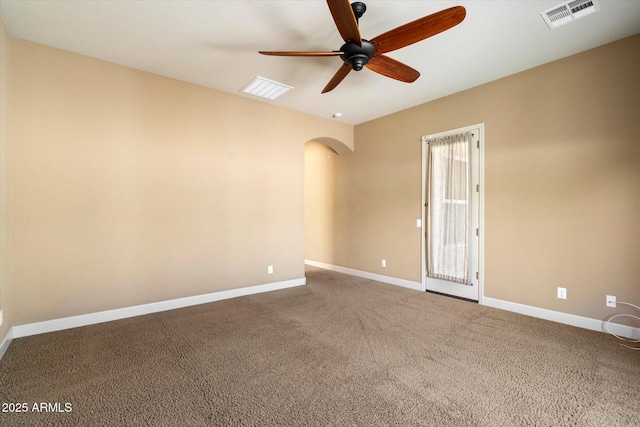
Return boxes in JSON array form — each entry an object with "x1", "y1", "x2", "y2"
[{"x1": 340, "y1": 40, "x2": 374, "y2": 71}]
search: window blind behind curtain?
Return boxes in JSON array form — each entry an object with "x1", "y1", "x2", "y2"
[{"x1": 427, "y1": 132, "x2": 472, "y2": 285}]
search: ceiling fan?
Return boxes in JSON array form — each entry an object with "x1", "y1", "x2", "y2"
[{"x1": 259, "y1": 0, "x2": 466, "y2": 93}]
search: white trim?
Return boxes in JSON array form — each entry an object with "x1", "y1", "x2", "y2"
[
  {"x1": 483, "y1": 297, "x2": 640, "y2": 340},
  {"x1": 306, "y1": 260, "x2": 639, "y2": 340},
  {"x1": 305, "y1": 260, "x2": 422, "y2": 291},
  {"x1": 421, "y1": 140, "x2": 427, "y2": 292},
  {"x1": 11, "y1": 277, "x2": 306, "y2": 339},
  {"x1": 0, "y1": 327, "x2": 13, "y2": 361}
]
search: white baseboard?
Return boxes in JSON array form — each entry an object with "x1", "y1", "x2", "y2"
[
  {"x1": 11, "y1": 277, "x2": 306, "y2": 340},
  {"x1": 483, "y1": 297, "x2": 640, "y2": 340},
  {"x1": 305, "y1": 260, "x2": 639, "y2": 341},
  {"x1": 5, "y1": 271, "x2": 636, "y2": 360},
  {"x1": 0, "y1": 327, "x2": 13, "y2": 360},
  {"x1": 305, "y1": 259, "x2": 423, "y2": 291}
]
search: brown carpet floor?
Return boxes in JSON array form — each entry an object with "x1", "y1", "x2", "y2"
[{"x1": 1, "y1": 266, "x2": 638, "y2": 426}]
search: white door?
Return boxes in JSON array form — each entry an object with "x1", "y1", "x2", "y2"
[{"x1": 422, "y1": 125, "x2": 482, "y2": 301}]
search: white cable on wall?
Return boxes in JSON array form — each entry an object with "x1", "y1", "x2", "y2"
[{"x1": 604, "y1": 301, "x2": 640, "y2": 350}]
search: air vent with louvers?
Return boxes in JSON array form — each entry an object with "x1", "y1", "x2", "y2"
[{"x1": 541, "y1": 0, "x2": 600, "y2": 29}]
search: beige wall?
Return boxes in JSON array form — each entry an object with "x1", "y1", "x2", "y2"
[
  {"x1": 335, "y1": 34, "x2": 640, "y2": 322},
  {"x1": 1, "y1": 19, "x2": 13, "y2": 340},
  {"x1": 8, "y1": 37, "x2": 352, "y2": 325},
  {"x1": 3, "y1": 25, "x2": 638, "y2": 332}
]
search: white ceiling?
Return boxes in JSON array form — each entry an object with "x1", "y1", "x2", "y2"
[{"x1": 1, "y1": 1, "x2": 639, "y2": 125}]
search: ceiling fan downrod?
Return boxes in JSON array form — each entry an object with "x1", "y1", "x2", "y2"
[{"x1": 340, "y1": 2, "x2": 371, "y2": 71}]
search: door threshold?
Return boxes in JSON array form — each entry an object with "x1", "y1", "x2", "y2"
[{"x1": 426, "y1": 290, "x2": 478, "y2": 303}]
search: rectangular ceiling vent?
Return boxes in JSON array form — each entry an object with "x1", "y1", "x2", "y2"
[
  {"x1": 541, "y1": 0, "x2": 600, "y2": 29},
  {"x1": 240, "y1": 76, "x2": 293, "y2": 100}
]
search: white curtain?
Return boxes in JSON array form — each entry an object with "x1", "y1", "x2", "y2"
[{"x1": 427, "y1": 132, "x2": 472, "y2": 285}]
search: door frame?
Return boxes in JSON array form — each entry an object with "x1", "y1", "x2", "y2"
[{"x1": 421, "y1": 123, "x2": 485, "y2": 303}]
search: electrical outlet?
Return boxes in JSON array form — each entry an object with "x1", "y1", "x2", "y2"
[
  {"x1": 0, "y1": 310, "x2": 3, "y2": 326},
  {"x1": 267, "y1": 265, "x2": 273, "y2": 274},
  {"x1": 381, "y1": 259, "x2": 386, "y2": 268},
  {"x1": 557, "y1": 287, "x2": 567, "y2": 299},
  {"x1": 606, "y1": 295, "x2": 616, "y2": 308}
]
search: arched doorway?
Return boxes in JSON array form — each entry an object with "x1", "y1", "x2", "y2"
[{"x1": 304, "y1": 137, "x2": 351, "y2": 268}]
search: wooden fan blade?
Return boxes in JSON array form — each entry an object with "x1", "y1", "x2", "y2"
[
  {"x1": 326, "y1": 0, "x2": 362, "y2": 46},
  {"x1": 366, "y1": 55, "x2": 420, "y2": 83},
  {"x1": 370, "y1": 6, "x2": 466, "y2": 54},
  {"x1": 259, "y1": 51, "x2": 343, "y2": 57},
  {"x1": 322, "y1": 64, "x2": 352, "y2": 93}
]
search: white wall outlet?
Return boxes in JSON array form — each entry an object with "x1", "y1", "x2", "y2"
[
  {"x1": 0, "y1": 310, "x2": 3, "y2": 326},
  {"x1": 416, "y1": 219, "x2": 422, "y2": 228},
  {"x1": 557, "y1": 287, "x2": 567, "y2": 299},
  {"x1": 381, "y1": 259, "x2": 386, "y2": 268},
  {"x1": 606, "y1": 295, "x2": 616, "y2": 308},
  {"x1": 267, "y1": 265, "x2": 273, "y2": 274}
]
